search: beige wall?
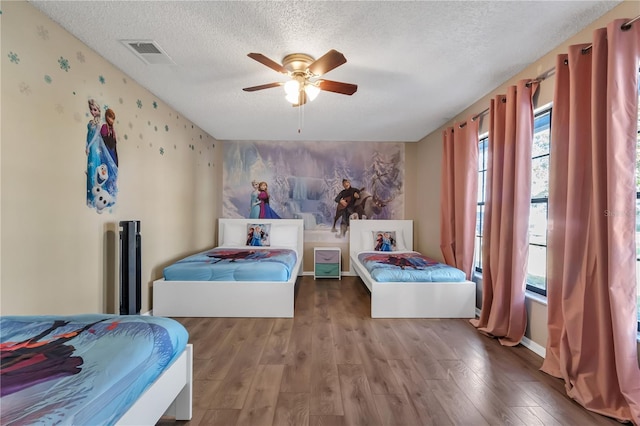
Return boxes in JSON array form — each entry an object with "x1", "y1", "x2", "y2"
[
  {"x1": 415, "y1": 0, "x2": 640, "y2": 351},
  {"x1": 1, "y1": 1, "x2": 220, "y2": 315}
]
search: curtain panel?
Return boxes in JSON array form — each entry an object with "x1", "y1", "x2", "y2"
[
  {"x1": 540, "y1": 19, "x2": 640, "y2": 424},
  {"x1": 440, "y1": 117, "x2": 478, "y2": 280},
  {"x1": 470, "y1": 80, "x2": 539, "y2": 346}
]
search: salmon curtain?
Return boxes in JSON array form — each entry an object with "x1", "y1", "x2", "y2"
[
  {"x1": 470, "y1": 80, "x2": 539, "y2": 346},
  {"x1": 540, "y1": 19, "x2": 640, "y2": 423},
  {"x1": 440, "y1": 116, "x2": 478, "y2": 280}
]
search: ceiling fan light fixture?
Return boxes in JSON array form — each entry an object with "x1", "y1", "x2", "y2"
[
  {"x1": 285, "y1": 91, "x2": 300, "y2": 104},
  {"x1": 284, "y1": 80, "x2": 300, "y2": 97},
  {"x1": 304, "y1": 83, "x2": 320, "y2": 101}
]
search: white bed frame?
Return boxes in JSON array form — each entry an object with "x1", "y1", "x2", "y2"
[
  {"x1": 152, "y1": 219, "x2": 304, "y2": 318},
  {"x1": 349, "y1": 219, "x2": 476, "y2": 318},
  {"x1": 117, "y1": 343, "x2": 193, "y2": 425}
]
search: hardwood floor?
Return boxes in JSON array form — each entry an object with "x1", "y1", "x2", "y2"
[{"x1": 158, "y1": 276, "x2": 623, "y2": 426}]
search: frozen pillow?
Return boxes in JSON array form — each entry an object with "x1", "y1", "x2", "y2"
[
  {"x1": 221, "y1": 222, "x2": 246, "y2": 246},
  {"x1": 246, "y1": 223, "x2": 271, "y2": 247},
  {"x1": 270, "y1": 225, "x2": 299, "y2": 248},
  {"x1": 372, "y1": 231, "x2": 398, "y2": 251}
]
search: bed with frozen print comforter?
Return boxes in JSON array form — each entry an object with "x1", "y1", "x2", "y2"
[{"x1": 0, "y1": 314, "x2": 191, "y2": 425}]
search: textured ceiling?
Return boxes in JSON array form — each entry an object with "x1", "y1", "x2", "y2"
[{"x1": 30, "y1": 1, "x2": 621, "y2": 142}]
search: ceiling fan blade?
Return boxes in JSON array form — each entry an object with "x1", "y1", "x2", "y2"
[
  {"x1": 318, "y1": 79, "x2": 358, "y2": 95},
  {"x1": 247, "y1": 53, "x2": 288, "y2": 74},
  {"x1": 307, "y1": 49, "x2": 347, "y2": 76},
  {"x1": 242, "y1": 82, "x2": 283, "y2": 92}
]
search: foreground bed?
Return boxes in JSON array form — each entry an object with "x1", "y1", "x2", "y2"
[
  {"x1": 0, "y1": 314, "x2": 192, "y2": 425},
  {"x1": 349, "y1": 219, "x2": 476, "y2": 318},
  {"x1": 153, "y1": 218, "x2": 304, "y2": 317}
]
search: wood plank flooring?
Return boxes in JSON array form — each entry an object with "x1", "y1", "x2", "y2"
[{"x1": 158, "y1": 276, "x2": 623, "y2": 426}]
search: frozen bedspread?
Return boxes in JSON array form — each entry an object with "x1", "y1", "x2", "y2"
[
  {"x1": 0, "y1": 314, "x2": 188, "y2": 425},
  {"x1": 357, "y1": 251, "x2": 467, "y2": 282},
  {"x1": 163, "y1": 247, "x2": 298, "y2": 281}
]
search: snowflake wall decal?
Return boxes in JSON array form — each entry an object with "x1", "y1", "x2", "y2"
[
  {"x1": 8, "y1": 52, "x2": 19, "y2": 64},
  {"x1": 159, "y1": 147, "x2": 165, "y2": 155},
  {"x1": 99, "y1": 75, "x2": 105, "y2": 84},
  {"x1": 44, "y1": 75, "x2": 52, "y2": 84},
  {"x1": 37, "y1": 25, "x2": 49, "y2": 40},
  {"x1": 19, "y1": 82, "x2": 31, "y2": 94},
  {"x1": 153, "y1": 101, "x2": 158, "y2": 109},
  {"x1": 165, "y1": 125, "x2": 169, "y2": 132},
  {"x1": 58, "y1": 56, "x2": 70, "y2": 72},
  {"x1": 136, "y1": 99, "x2": 142, "y2": 109}
]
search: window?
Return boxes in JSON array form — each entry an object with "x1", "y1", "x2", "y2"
[
  {"x1": 635, "y1": 69, "x2": 640, "y2": 332},
  {"x1": 527, "y1": 109, "x2": 551, "y2": 295},
  {"x1": 474, "y1": 109, "x2": 552, "y2": 298},
  {"x1": 475, "y1": 136, "x2": 488, "y2": 273}
]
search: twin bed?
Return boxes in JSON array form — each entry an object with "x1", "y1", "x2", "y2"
[
  {"x1": 349, "y1": 219, "x2": 476, "y2": 318},
  {"x1": 1, "y1": 314, "x2": 192, "y2": 425},
  {"x1": 153, "y1": 218, "x2": 304, "y2": 318},
  {"x1": 152, "y1": 218, "x2": 474, "y2": 319}
]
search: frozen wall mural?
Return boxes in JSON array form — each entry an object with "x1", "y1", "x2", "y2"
[{"x1": 223, "y1": 141, "x2": 404, "y2": 242}]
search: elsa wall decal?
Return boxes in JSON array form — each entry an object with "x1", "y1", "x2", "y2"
[{"x1": 86, "y1": 99, "x2": 118, "y2": 213}]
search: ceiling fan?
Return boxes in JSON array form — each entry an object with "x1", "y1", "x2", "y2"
[{"x1": 242, "y1": 49, "x2": 358, "y2": 107}]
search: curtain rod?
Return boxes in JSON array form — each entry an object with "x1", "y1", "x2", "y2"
[{"x1": 458, "y1": 15, "x2": 638, "y2": 130}]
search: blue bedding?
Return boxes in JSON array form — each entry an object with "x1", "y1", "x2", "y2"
[
  {"x1": 163, "y1": 247, "x2": 298, "y2": 281},
  {"x1": 0, "y1": 314, "x2": 188, "y2": 425},
  {"x1": 358, "y1": 251, "x2": 466, "y2": 282}
]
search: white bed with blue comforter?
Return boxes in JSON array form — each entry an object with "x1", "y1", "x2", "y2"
[
  {"x1": 163, "y1": 247, "x2": 298, "y2": 282},
  {"x1": 0, "y1": 314, "x2": 192, "y2": 425},
  {"x1": 349, "y1": 219, "x2": 476, "y2": 318},
  {"x1": 153, "y1": 218, "x2": 304, "y2": 318}
]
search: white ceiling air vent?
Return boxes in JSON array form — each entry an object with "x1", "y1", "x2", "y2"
[{"x1": 120, "y1": 40, "x2": 175, "y2": 65}]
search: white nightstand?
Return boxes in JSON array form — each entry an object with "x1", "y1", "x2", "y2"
[{"x1": 314, "y1": 247, "x2": 341, "y2": 279}]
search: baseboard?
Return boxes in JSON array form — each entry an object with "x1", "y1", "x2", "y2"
[
  {"x1": 474, "y1": 308, "x2": 546, "y2": 358},
  {"x1": 521, "y1": 336, "x2": 546, "y2": 358}
]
